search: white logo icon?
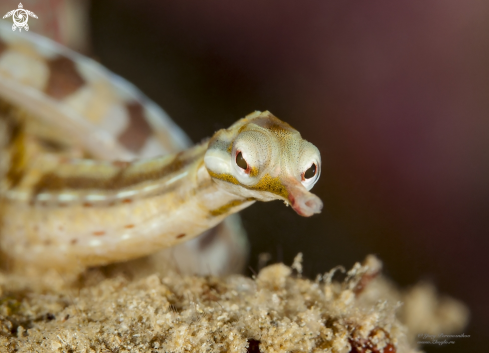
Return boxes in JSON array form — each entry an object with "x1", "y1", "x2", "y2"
[{"x1": 3, "y1": 3, "x2": 38, "y2": 32}]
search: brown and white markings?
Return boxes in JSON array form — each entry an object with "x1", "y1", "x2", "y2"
[{"x1": 0, "y1": 23, "x2": 322, "y2": 277}]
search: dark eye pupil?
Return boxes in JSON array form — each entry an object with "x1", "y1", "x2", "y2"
[
  {"x1": 236, "y1": 152, "x2": 248, "y2": 170},
  {"x1": 304, "y1": 163, "x2": 316, "y2": 179}
]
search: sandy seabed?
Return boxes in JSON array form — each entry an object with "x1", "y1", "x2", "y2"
[{"x1": 0, "y1": 255, "x2": 468, "y2": 353}]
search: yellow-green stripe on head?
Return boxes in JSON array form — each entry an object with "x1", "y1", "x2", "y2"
[{"x1": 204, "y1": 111, "x2": 322, "y2": 217}]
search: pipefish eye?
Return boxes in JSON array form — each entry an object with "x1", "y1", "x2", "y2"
[
  {"x1": 235, "y1": 151, "x2": 248, "y2": 171},
  {"x1": 303, "y1": 163, "x2": 317, "y2": 180},
  {"x1": 300, "y1": 159, "x2": 320, "y2": 190},
  {"x1": 298, "y1": 141, "x2": 321, "y2": 191}
]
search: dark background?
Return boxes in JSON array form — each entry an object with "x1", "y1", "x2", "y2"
[{"x1": 88, "y1": 1, "x2": 488, "y2": 352}]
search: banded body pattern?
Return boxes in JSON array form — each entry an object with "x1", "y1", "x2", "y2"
[
  {"x1": 1, "y1": 136, "x2": 253, "y2": 273},
  {"x1": 0, "y1": 23, "x2": 248, "y2": 276},
  {"x1": 0, "y1": 22, "x2": 190, "y2": 160},
  {"x1": 0, "y1": 23, "x2": 322, "y2": 277}
]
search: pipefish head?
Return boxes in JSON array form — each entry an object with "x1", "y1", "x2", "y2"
[{"x1": 204, "y1": 111, "x2": 322, "y2": 217}]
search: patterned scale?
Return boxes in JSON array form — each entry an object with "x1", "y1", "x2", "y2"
[{"x1": 0, "y1": 22, "x2": 248, "y2": 277}]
